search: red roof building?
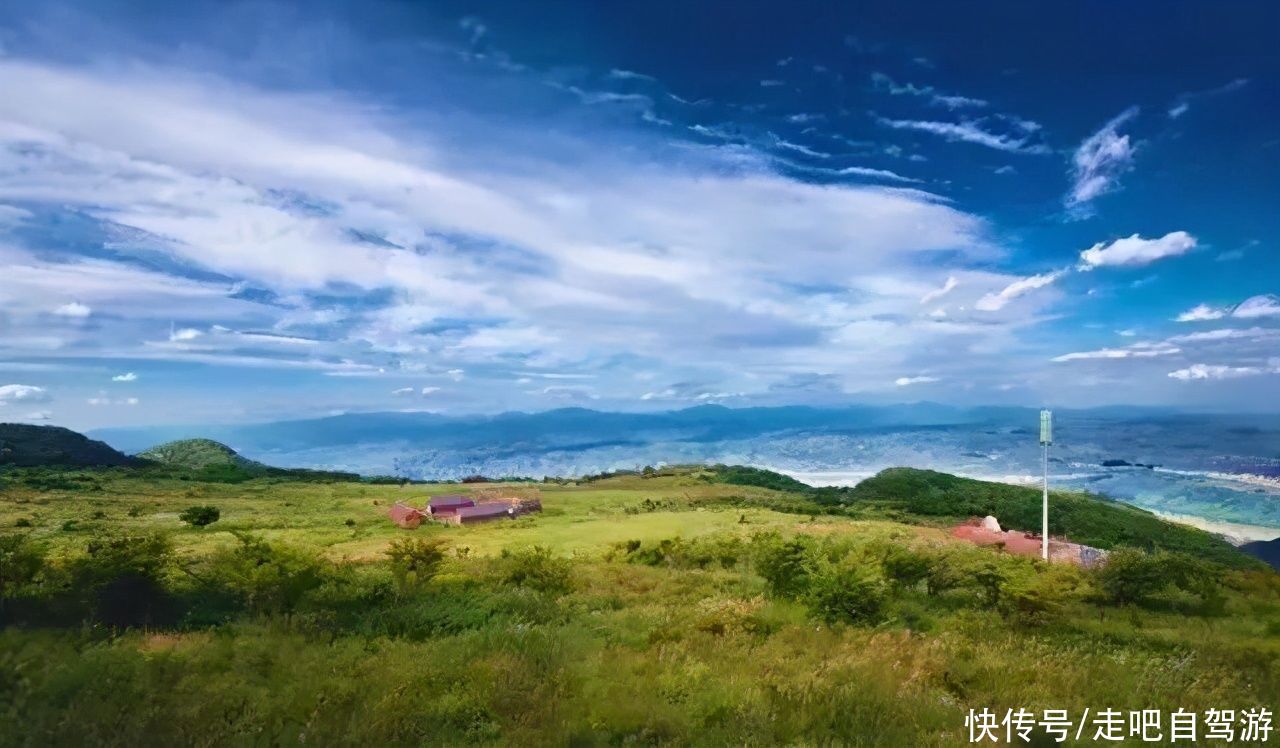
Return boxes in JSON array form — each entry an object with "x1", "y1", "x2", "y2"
[
  {"x1": 387, "y1": 502, "x2": 427, "y2": 529},
  {"x1": 445, "y1": 503, "x2": 513, "y2": 525},
  {"x1": 427, "y1": 495, "x2": 475, "y2": 516}
]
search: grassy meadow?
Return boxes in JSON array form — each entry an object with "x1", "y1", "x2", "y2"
[{"x1": 2, "y1": 465, "x2": 1278, "y2": 746}]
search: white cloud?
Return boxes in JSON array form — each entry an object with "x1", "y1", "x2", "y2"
[
  {"x1": 1231, "y1": 294, "x2": 1280, "y2": 319},
  {"x1": 23, "y1": 410, "x2": 52, "y2": 421},
  {"x1": 0, "y1": 384, "x2": 49, "y2": 404},
  {"x1": 53, "y1": 302, "x2": 92, "y2": 317},
  {"x1": 1078, "y1": 231, "x2": 1196, "y2": 269},
  {"x1": 919, "y1": 276, "x2": 958, "y2": 304},
  {"x1": 894, "y1": 375, "x2": 939, "y2": 386},
  {"x1": 111, "y1": 372, "x2": 138, "y2": 382},
  {"x1": 1168, "y1": 364, "x2": 1263, "y2": 381},
  {"x1": 170, "y1": 328, "x2": 205, "y2": 341},
  {"x1": 447, "y1": 369, "x2": 466, "y2": 382},
  {"x1": 1175, "y1": 304, "x2": 1228, "y2": 322},
  {"x1": 975, "y1": 271, "x2": 1064, "y2": 311},
  {"x1": 420, "y1": 386, "x2": 441, "y2": 396},
  {"x1": 1066, "y1": 107, "x2": 1138, "y2": 214},
  {"x1": 391, "y1": 387, "x2": 415, "y2": 396},
  {"x1": 1052, "y1": 342, "x2": 1180, "y2": 362},
  {"x1": 1168, "y1": 327, "x2": 1276, "y2": 343},
  {"x1": 877, "y1": 117, "x2": 1048, "y2": 154},
  {"x1": 1175, "y1": 295, "x2": 1280, "y2": 322}
]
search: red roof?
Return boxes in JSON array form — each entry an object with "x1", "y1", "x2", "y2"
[
  {"x1": 455, "y1": 504, "x2": 512, "y2": 520},
  {"x1": 428, "y1": 495, "x2": 475, "y2": 510}
]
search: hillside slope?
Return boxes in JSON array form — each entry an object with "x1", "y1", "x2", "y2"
[
  {"x1": 714, "y1": 465, "x2": 1257, "y2": 568},
  {"x1": 137, "y1": 438, "x2": 265, "y2": 472},
  {"x1": 0, "y1": 423, "x2": 141, "y2": 467}
]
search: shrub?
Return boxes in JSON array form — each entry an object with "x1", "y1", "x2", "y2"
[
  {"x1": 999, "y1": 569, "x2": 1075, "y2": 627},
  {"x1": 495, "y1": 546, "x2": 572, "y2": 594},
  {"x1": 204, "y1": 533, "x2": 326, "y2": 615},
  {"x1": 70, "y1": 533, "x2": 175, "y2": 627},
  {"x1": 753, "y1": 532, "x2": 814, "y2": 599},
  {"x1": 805, "y1": 559, "x2": 887, "y2": 625},
  {"x1": 13, "y1": 518, "x2": 33, "y2": 528},
  {"x1": 0, "y1": 533, "x2": 46, "y2": 603},
  {"x1": 179, "y1": 505, "x2": 221, "y2": 527},
  {"x1": 1095, "y1": 548, "x2": 1166, "y2": 606},
  {"x1": 882, "y1": 546, "x2": 932, "y2": 589},
  {"x1": 967, "y1": 559, "x2": 1009, "y2": 607},
  {"x1": 386, "y1": 536, "x2": 448, "y2": 593},
  {"x1": 925, "y1": 552, "x2": 964, "y2": 596}
]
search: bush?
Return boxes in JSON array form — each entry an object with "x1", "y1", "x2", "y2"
[
  {"x1": 999, "y1": 567, "x2": 1078, "y2": 627},
  {"x1": 0, "y1": 533, "x2": 46, "y2": 603},
  {"x1": 203, "y1": 533, "x2": 326, "y2": 615},
  {"x1": 882, "y1": 546, "x2": 932, "y2": 589},
  {"x1": 805, "y1": 559, "x2": 887, "y2": 625},
  {"x1": 967, "y1": 559, "x2": 1009, "y2": 607},
  {"x1": 495, "y1": 546, "x2": 572, "y2": 594},
  {"x1": 386, "y1": 536, "x2": 448, "y2": 593},
  {"x1": 1095, "y1": 548, "x2": 1166, "y2": 606},
  {"x1": 70, "y1": 533, "x2": 175, "y2": 627},
  {"x1": 753, "y1": 533, "x2": 814, "y2": 599},
  {"x1": 179, "y1": 505, "x2": 221, "y2": 527}
]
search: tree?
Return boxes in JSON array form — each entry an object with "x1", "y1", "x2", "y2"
[
  {"x1": 71, "y1": 533, "x2": 174, "y2": 627},
  {"x1": 179, "y1": 505, "x2": 220, "y2": 528},
  {"x1": 882, "y1": 546, "x2": 931, "y2": 590},
  {"x1": 0, "y1": 533, "x2": 46, "y2": 609},
  {"x1": 386, "y1": 536, "x2": 448, "y2": 593},
  {"x1": 1095, "y1": 548, "x2": 1165, "y2": 606},
  {"x1": 753, "y1": 533, "x2": 813, "y2": 598}
]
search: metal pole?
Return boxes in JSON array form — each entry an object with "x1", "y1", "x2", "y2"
[{"x1": 1042, "y1": 441, "x2": 1049, "y2": 561}]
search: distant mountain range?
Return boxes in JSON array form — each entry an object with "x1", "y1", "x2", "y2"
[{"x1": 92, "y1": 402, "x2": 1192, "y2": 456}]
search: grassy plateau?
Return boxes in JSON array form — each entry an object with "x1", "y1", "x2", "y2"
[{"x1": 1, "y1": 462, "x2": 1277, "y2": 746}]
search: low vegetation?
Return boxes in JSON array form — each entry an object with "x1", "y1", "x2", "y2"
[{"x1": 0, "y1": 463, "x2": 1276, "y2": 745}]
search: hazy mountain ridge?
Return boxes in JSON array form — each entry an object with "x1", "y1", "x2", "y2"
[{"x1": 0, "y1": 423, "x2": 142, "y2": 468}]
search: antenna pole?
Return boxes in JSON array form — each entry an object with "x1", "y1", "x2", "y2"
[
  {"x1": 1042, "y1": 440, "x2": 1049, "y2": 561},
  {"x1": 1039, "y1": 409, "x2": 1052, "y2": 561}
]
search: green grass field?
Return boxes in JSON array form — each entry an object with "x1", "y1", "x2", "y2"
[{"x1": 2, "y1": 465, "x2": 1278, "y2": 746}]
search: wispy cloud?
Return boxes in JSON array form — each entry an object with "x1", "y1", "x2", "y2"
[
  {"x1": 1065, "y1": 106, "x2": 1138, "y2": 216},
  {"x1": 1168, "y1": 363, "x2": 1266, "y2": 381},
  {"x1": 870, "y1": 73, "x2": 988, "y2": 109},
  {"x1": 1078, "y1": 231, "x2": 1196, "y2": 269},
  {"x1": 877, "y1": 116, "x2": 1048, "y2": 154},
  {"x1": 1052, "y1": 341, "x2": 1180, "y2": 362},
  {"x1": 894, "y1": 375, "x2": 939, "y2": 386},
  {"x1": 975, "y1": 271, "x2": 1064, "y2": 311},
  {"x1": 919, "y1": 276, "x2": 958, "y2": 304},
  {"x1": 111, "y1": 372, "x2": 138, "y2": 382},
  {"x1": 1168, "y1": 78, "x2": 1248, "y2": 119}
]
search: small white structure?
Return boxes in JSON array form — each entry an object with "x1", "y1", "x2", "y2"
[{"x1": 981, "y1": 515, "x2": 1002, "y2": 533}]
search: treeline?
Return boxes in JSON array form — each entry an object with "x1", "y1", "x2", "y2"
[{"x1": 0, "y1": 531, "x2": 574, "y2": 636}]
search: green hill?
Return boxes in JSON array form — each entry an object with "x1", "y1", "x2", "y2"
[
  {"x1": 137, "y1": 438, "x2": 265, "y2": 472},
  {"x1": 714, "y1": 465, "x2": 1257, "y2": 568},
  {"x1": 0, "y1": 423, "x2": 142, "y2": 467}
]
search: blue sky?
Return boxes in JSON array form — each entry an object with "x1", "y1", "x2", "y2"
[{"x1": 0, "y1": 0, "x2": 1277, "y2": 428}]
